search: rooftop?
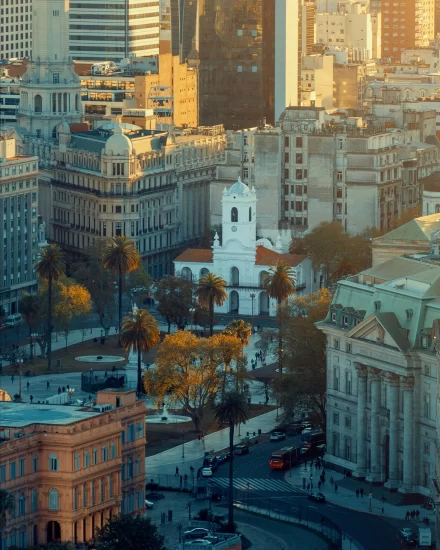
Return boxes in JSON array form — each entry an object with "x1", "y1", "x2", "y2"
[
  {"x1": 373, "y1": 213, "x2": 440, "y2": 242},
  {"x1": 0, "y1": 402, "x2": 100, "y2": 428}
]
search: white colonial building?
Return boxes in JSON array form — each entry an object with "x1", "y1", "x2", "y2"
[
  {"x1": 174, "y1": 178, "x2": 317, "y2": 316},
  {"x1": 317, "y1": 253, "x2": 440, "y2": 495}
]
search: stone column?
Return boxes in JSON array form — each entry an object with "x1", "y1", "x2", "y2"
[
  {"x1": 75, "y1": 519, "x2": 83, "y2": 545},
  {"x1": 84, "y1": 516, "x2": 93, "y2": 542},
  {"x1": 354, "y1": 362, "x2": 368, "y2": 479},
  {"x1": 384, "y1": 373, "x2": 400, "y2": 489},
  {"x1": 368, "y1": 367, "x2": 382, "y2": 483},
  {"x1": 400, "y1": 376, "x2": 415, "y2": 493}
]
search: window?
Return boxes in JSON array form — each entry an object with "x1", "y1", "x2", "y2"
[
  {"x1": 284, "y1": 168, "x2": 289, "y2": 179},
  {"x1": 49, "y1": 488, "x2": 59, "y2": 511},
  {"x1": 424, "y1": 394, "x2": 431, "y2": 418},
  {"x1": 334, "y1": 338, "x2": 340, "y2": 350},
  {"x1": 128, "y1": 458, "x2": 134, "y2": 479},
  {"x1": 231, "y1": 207, "x2": 238, "y2": 222},
  {"x1": 332, "y1": 433, "x2": 340, "y2": 457},
  {"x1": 333, "y1": 412, "x2": 339, "y2": 425},
  {"x1": 92, "y1": 448, "x2": 98, "y2": 465},
  {"x1": 345, "y1": 415, "x2": 351, "y2": 428},
  {"x1": 83, "y1": 484, "x2": 87, "y2": 508},
  {"x1": 91, "y1": 481, "x2": 95, "y2": 505},
  {"x1": 53, "y1": 73, "x2": 60, "y2": 84},
  {"x1": 10, "y1": 461, "x2": 16, "y2": 479},
  {"x1": 32, "y1": 489, "x2": 38, "y2": 512},
  {"x1": 296, "y1": 169, "x2": 303, "y2": 180},
  {"x1": 296, "y1": 153, "x2": 303, "y2": 164},
  {"x1": 49, "y1": 454, "x2": 59, "y2": 472},
  {"x1": 344, "y1": 437, "x2": 351, "y2": 461},
  {"x1": 331, "y1": 312, "x2": 336, "y2": 323},
  {"x1": 74, "y1": 487, "x2": 78, "y2": 510},
  {"x1": 0, "y1": 465, "x2": 5, "y2": 482},
  {"x1": 421, "y1": 336, "x2": 428, "y2": 349},
  {"x1": 345, "y1": 371, "x2": 352, "y2": 395},
  {"x1": 296, "y1": 137, "x2": 303, "y2": 148},
  {"x1": 75, "y1": 453, "x2": 80, "y2": 471},
  {"x1": 333, "y1": 367, "x2": 340, "y2": 391},
  {"x1": 137, "y1": 422, "x2": 144, "y2": 439},
  {"x1": 342, "y1": 315, "x2": 349, "y2": 326},
  {"x1": 101, "y1": 478, "x2": 105, "y2": 502},
  {"x1": 109, "y1": 475, "x2": 113, "y2": 498},
  {"x1": 18, "y1": 493, "x2": 25, "y2": 516},
  {"x1": 121, "y1": 430, "x2": 126, "y2": 445},
  {"x1": 424, "y1": 441, "x2": 430, "y2": 454},
  {"x1": 237, "y1": 66, "x2": 243, "y2": 72},
  {"x1": 425, "y1": 365, "x2": 431, "y2": 376},
  {"x1": 84, "y1": 450, "x2": 90, "y2": 468},
  {"x1": 284, "y1": 152, "x2": 289, "y2": 163},
  {"x1": 337, "y1": 171, "x2": 343, "y2": 181},
  {"x1": 102, "y1": 446, "x2": 108, "y2": 462},
  {"x1": 285, "y1": 136, "x2": 290, "y2": 148},
  {"x1": 121, "y1": 464, "x2": 126, "y2": 481},
  {"x1": 346, "y1": 342, "x2": 352, "y2": 353},
  {"x1": 19, "y1": 458, "x2": 24, "y2": 476},
  {"x1": 110, "y1": 442, "x2": 116, "y2": 459}
]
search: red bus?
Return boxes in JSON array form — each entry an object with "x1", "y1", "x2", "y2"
[{"x1": 269, "y1": 446, "x2": 301, "y2": 470}]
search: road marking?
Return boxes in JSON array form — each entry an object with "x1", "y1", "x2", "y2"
[{"x1": 211, "y1": 477, "x2": 300, "y2": 493}]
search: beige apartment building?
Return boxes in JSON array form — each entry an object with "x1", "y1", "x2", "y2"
[
  {"x1": 0, "y1": 389, "x2": 146, "y2": 548},
  {"x1": 0, "y1": 131, "x2": 39, "y2": 316}
]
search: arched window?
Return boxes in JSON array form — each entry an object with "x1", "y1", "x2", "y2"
[
  {"x1": 84, "y1": 450, "x2": 90, "y2": 468},
  {"x1": 75, "y1": 93, "x2": 79, "y2": 112},
  {"x1": 231, "y1": 267, "x2": 239, "y2": 286},
  {"x1": 34, "y1": 94, "x2": 42, "y2": 113},
  {"x1": 181, "y1": 267, "x2": 193, "y2": 280},
  {"x1": 49, "y1": 454, "x2": 58, "y2": 472},
  {"x1": 436, "y1": 204, "x2": 440, "y2": 214},
  {"x1": 52, "y1": 125, "x2": 58, "y2": 140},
  {"x1": 128, "y1": 457, "x2": 133, "y2": 479},
  {"x1": 135, "y1": 455, "x2": 141, "y2": 476},
  {"x1": 249, "y1": 206, "x2": 252, "y2": 221},
  {"x1": 231, "y1": 207, "x2": 238, "y2": 222},
  {"x1": 74, "y1": 452, "x2": 80, "y2": 471},
  {"x1": 49, "y1": 488, "x2": 59, "y2": 511},
  {"x1": 18, "y1": 493, "x2": 25, "y2": 516}
]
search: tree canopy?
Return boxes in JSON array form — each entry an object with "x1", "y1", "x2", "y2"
[
  {"x1": 154, "y1": 275, "x2": 194, "y2": 331},
  {"x1": 94, "y1": 515, "x2": 166, "y2": 550},
  {"x1": 290, "y1": 221, "x2": 372, "y2": 287}
]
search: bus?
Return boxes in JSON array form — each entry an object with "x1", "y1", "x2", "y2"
[
  {"x1": 269, "y1": 446, "x2": 301, "y2": 470},
  {"x1": 300, "y1": 430, "x2": 325, "y2": 447}
]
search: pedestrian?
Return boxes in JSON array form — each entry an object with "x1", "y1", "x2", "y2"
[
  {"x1": 405, "y1": 511, "x2": 410, "y2": 521},
  {"x1": 334, "y1": 484, "x2": 338, "y2": 493},
  {"x1": 30, "y1": 395, "x2": 33, "y2": 403},
  {"x1": 58, "y1": 387, "x2": 61, "y2": 395},
  {"x1": 259, "y1": 350, "x2": 263, "y2": 360},
  {"x1": 356, "y1": 489, "x2": 359, "y2": 498},
  {"x1": 255, "y1": 352, "x2": 258, "y2": 361},
  {"x1": 360, "y1": 488, "x2": 364, "y2": 498},
  {"x1": 303, "y1": 477, "x2": 306, "y2": 489},
  {"x1": 330, "y1": 476, "x2": 334, "y2": 485},
  {"x1": 416, "y1": 510, "x2": 420, "y2": 520},
  {"x1": 26, "y1": 381, "x2": 30, "y2": 391},
  {"x1": 410, "y1": 510, "x2": 415, "y2": 519},
  {"x1": 175, "y1": 467, "x2": 179, "y2": 476},
  {"x1": 11, "y1": 375, "x2": 14, "y2": 383},
  {"x1": 62, "y1": 386, "x2": 65, "y2": 393},
  {"x1": 184, "y1": 473, "x2": 188, "y2": 482},
  {"x1": 47, "y1": 381, "x2": 50, "y2": 390}
]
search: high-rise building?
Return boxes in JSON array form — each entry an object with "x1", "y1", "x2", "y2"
[
  {"x1": 0, "y1": 130, "x2": 39, "y2": 316},
  {"x1": 381, "y1": 0, "x2": 435, "y2": 61},
  {"x1": 17, "y1": 0, "x2": 82, "y2": 141},
  {"x1": 198, "y1": 0, "x2": 302, "y2": 129},
  {"x1": 163, "y1": 0, "x2": 199, "y2": 62},
  {"x1": 68, "y1": 0, "x2": 160, "y2": 61},
  {"x1": 0, "y1": 0, "x2": 33, "y2": 61}
]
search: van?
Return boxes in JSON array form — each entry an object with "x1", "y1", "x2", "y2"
[
  {"x1": 203, "y1": 455, "x2": 218, "y2": 471},
  {"x1": 5, "y1": 313, "x2": 22, "y2": 327}
]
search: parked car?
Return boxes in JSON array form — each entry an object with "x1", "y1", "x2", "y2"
[
  {"x1": 186, "y1": 540, "x2": 213, "y2": 546},
  {"x1": 399, "y1": 528, "x2": 413, "y2": 540},
  {"x1": 145, "y1": 499, "x2": 154, "y2": 509},
  {"x1": 269, "y1": 431, "x2": 286, "y2": 442},
  {"x1": 308, "y1": 492, "x2": 326, "y2": 503},
  {"x1": 145, "y1": 492, "x2": 164, "y2": 500},
  {"x1": 201, "y1": 467, "x2": 213, "y2": 477},
  {"x1": 234, "y1": 444, "x2": 249, "y2": 455},
  {"x1": 217, "y1": 451, "x2": 230, "y2": 464},
  {"x1": 203, "y1": 455, "x2": 218, "y2": 471},
  {"x1": 184, "y1": 528, "x2": 211, "y2": 539}
]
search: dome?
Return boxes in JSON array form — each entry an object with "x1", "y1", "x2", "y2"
[
  {"x1": 227, "y1": 177, "x2": 250, "y2": 196},
  {"x1": 105, "y1": 124, "x2": 132, "y2": 156}
]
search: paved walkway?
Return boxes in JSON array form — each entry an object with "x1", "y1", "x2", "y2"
[{"x1": 284, "y1": 461, "x2": 436, "y2": 524}]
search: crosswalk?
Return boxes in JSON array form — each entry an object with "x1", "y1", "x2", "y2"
[{"x1": 209, "y1": 477, "x2": 298, "y2": 493}]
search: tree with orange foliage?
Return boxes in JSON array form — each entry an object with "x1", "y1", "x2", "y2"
[
  {"x1": 144, "y1": 331, "x2": 222, "y2": 431},
  {"x1": 205, "y1": 333, "x2": 242, "y2": 398}
]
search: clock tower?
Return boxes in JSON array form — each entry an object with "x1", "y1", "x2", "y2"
[{"x1": 221, "y1": 177, "x2": 257, "y2": 250}]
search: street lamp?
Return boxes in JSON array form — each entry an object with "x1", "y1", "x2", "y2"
[
  {"x1": 182, "y1": 432, "x2": 185, "y2": 459},
  {"x1": 17, "y1": 358, "x2": 23, "y2": 400},
  {"x1": 67, "y1": 387, "x2": 75, "y2": 403}
]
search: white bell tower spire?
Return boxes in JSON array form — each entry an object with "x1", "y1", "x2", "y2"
[{"x1": 221, "y1": 177, "x2": 257, "y2": 250}]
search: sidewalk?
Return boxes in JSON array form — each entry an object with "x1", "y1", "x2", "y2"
[
  {"x1": 146, "y1": 409, "x2": 279, "y2": 476},
  {"x1": 284, "y1": 461, "x2": 436, "y2": 523}
]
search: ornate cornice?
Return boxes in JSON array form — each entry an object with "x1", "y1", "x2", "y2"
[{"x1": 400, "y1": 376, "x2": 415, "y2": 391}]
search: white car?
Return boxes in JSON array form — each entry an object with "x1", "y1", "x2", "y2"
[
  {"x1": 270, "y1": 431, "x2": 286, "y2": 442},
  {"x1": 145, "y1": 499, "x2": 154, "y2": 509},
  {"x1": 201, "y1": 467, "x2": 213, "y2": 477}
]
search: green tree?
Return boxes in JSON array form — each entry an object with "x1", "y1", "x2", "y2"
[
  {"x1": 214, "y1": 392, "x2": 249, "y2": 529},
  {"x1": 195, "y1": 272, "x2": 227, "y2": 336},
  {"x1": 95, "y1": 515, "x2": 166, "y2": 550},
  {"x1": 103, "y1": 236, "x2": 140, "y2": 343},
  {"x1": 0, "y1": 489, "x2": 15, "y2": 538},
  {"x1": 35, "y1": 244, "x2": 66, "y2": 370},
  {"x1": 120, "y1": 308, "x2": 160, "y2": 396},
  {"x1": 127, "y1": 263, "x2": 152, "y2": 292},
  {"x1": 72, "y1": 242, "x2": 117, "y2": 336},
  {"x1": 272, "y1": 289, "x2": 332, "y2": 427},
  {"x1": 154, "y1": 276, "x2": 194, "y2": 332},
  {"x1": 223, "y1": 319, "x2": 252, "y2": 391},
  {"x1": 18, "y1": 294, "x2": 41, "y2": 359},
  {"x1": 263, "y1": 261, "x2": 296, "y2": 376}
]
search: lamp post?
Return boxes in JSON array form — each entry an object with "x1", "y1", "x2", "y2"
[
  {"x1": 182, "y1": 432, "x2": 185, "y2": 459},
  {"x1": 250, "y1": 293, "x2": 255, "y2": 329},
  {"x1": 18, "y1": 358, "x2": 23, "y2": 400}
]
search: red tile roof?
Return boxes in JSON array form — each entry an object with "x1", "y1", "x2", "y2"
[
  {"x1": 174, "y1": 248, "x2": 213, "y2": 263},
  {"x1": 69, "y1": 123, "x2": 90, "y2": 133},
  {"x1": 255, "y1": 246, "x2": 306, "y2": 267}
]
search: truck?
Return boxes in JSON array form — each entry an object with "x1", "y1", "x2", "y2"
[{"x1": 418, "y1": 527, "x2": 432, "y2": 547}]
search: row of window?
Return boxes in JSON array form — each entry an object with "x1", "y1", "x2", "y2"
[
  {"x1": 74, "y1": 442, "x2": 117, "y2": 471},
  {"x1": 73, "y1": 475, "x2": 115, "y2": 510}
]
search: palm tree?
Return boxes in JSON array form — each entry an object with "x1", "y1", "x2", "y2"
[
  {"x1": 35, "y1": 244, "x2": 66, "y2": 370},
  {"x1": 19, "y1": 294, "x2": 41, "y2": 360},
  {"x1": 214, "y1": 392, "x2": 249, "y2": 529},
  {"x1": 263, "y1": 260, "x2": 296, "y2": 376},
  {"x1": 0, "y1": 489, "x2": 15, "y2": 537},
  {"x1": 195, "y1": 273, "x2": 227, "y2": 336},
  {"x1": 120, "y1": 308, "x2": 160, "y2": 397},
  {"x1": 103, "y1": 236, "x2": 140, "y2": 344},
  {"x1": 223, "y1": 320, "x2": 252, "y2": 391}
]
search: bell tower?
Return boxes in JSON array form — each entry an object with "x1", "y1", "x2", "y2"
[
  {"x1": 221, "y1": 178, "x2": 257, "y2": 250},
  {"x1": 18, "y1": 0, "x2": 82, "y2": 141}
]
